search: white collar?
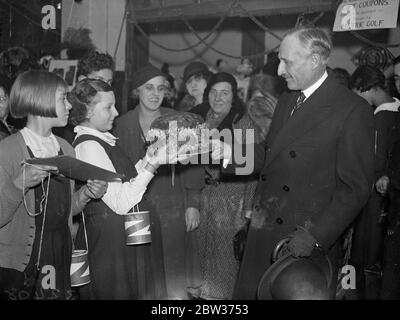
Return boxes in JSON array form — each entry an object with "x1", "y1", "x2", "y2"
[
  {"x1": 20, "y1": 126, "x2": 60, "y2": 158},
  {"x1": 302, "y1": 71, "x2": 328, "y2": 101},
  {"x1": 374, "y1": 97, "x2": 400, "y2": 115},
  {"x1": 74, "y1": 125, "x2": 118, "y2": 146}
]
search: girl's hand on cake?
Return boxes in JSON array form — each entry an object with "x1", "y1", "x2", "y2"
[{"x1": 147, "y1": 141, "x2": 180, "y2": 166}]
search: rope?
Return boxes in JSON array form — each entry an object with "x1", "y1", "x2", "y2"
[
  {"x1": 65, "y1": 0, "x2": 75, "y2": 31},
  {"x1": 22, "y1": 163, "x2": 51, "y2": 217},
  {"x1": 235, "y1": 2, "x2": 282, "y2": 41},
  {"x1": 128, "y1": 0, "x2": 283, "y2": 59},
  {"x1": 81, "y1": 210, "x2": 89, "y2": 252},
  {"x1": 126, "y1": 0, "x2": 331, "y2": 59},
  {"x1": 36, "y1": 174, "x2": 50, "y2": 272},
  {"x1": 350, "y1": 31, "x2": 400, "y2": 48},
  {"x1": 127, "y1": 1, "x2": 235, "y2": 52},
  {"x1": 21, "y1": 163, "x2": 52, "y2": 272},
  {"x1": 185, "y1": 17, "x2": 279, "y2": 59}
]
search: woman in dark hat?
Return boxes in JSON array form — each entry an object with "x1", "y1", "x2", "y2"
[
  {"x1": 113, "y1": 64, "x2": 204, "y2": 299},
  {"x1": 177, "y1": 61, "x2": 212, "y2": 112},
  {"x1": 190, "y1": 72, "x2": 258, "y2": 299}
]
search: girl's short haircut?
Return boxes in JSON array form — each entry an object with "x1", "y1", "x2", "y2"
[
  {"x1": 68, "y1": 78, "x2": 113, "y2": 126},
  {"x1": 349, "y1": 65, "x2": 386, "y2": 93},
  {"x1": 10, "y1": 70, "x2": 67, "y2": 118}
]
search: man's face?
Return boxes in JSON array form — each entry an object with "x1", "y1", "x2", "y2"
[
  {"x1": 87, "y1": 68, "x2": 114, "y2": 85},
  {"x1": 394, "y1": 63, "x2": 400, "y2": 94},
  {"x1": 278, "y1": 34, "x2": 315, "y2": 91}
]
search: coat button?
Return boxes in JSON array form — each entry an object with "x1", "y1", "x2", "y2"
[
  {"x1": 283, "y1": 185, "x2": 290, "y2": 192},
  {"x1": 289, "y1": 150, "x2": 296, "y2": 158},
  {"x1": 276, "y1": 217, "x2": 283, "y2": 224},
  {"x1": 260, "y1": 174, "x2": 267, "y2": 181}
]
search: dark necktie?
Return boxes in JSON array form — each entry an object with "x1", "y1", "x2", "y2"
[{"x1": 290, "y1": 92, "x2": 306, "y2": 117}]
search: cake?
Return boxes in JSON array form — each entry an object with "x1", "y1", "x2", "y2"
[{"x1": 146, "y1": 112, "x2": 211, "y2": 156}]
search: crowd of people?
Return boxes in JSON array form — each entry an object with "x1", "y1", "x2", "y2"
[{"x1": 1, "y1": 25, "x2": 400, "y2": 300}]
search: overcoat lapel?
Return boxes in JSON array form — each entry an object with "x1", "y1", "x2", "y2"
[{"x1": 265, "y1": 76, "x2": 338, "y2": 167}]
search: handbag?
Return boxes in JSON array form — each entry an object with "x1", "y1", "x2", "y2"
[{"x1": 233, "y1": 219, "x2": 250, "y2": 262}]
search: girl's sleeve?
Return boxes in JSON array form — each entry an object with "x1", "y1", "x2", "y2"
[{"x1": 75, "y1": 140, "x2": 154, "y2": 215}]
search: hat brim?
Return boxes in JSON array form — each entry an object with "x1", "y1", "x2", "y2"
[
  {"x1": 257, "y1": 250, "x2": 332, "y2": 300},
  {"x1": 257, "y1": 253, "x2": 296, "y2": 300}
]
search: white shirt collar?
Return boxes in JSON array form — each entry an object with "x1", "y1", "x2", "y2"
[
  {"x1": 302, "y1": 71, "x2": 328, "y2": 101},
  {"x1": 374, "y1": 97, "x2": 400, "y2": 115},
  {"x1": 20, "y1": 126, "x2": 60, "y2": 158},
  {"x1": 74, "y1": 125, "x2": 118, "y2": 146}
]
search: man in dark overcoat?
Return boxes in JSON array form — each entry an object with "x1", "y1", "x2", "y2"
[{"x1": 230, "y1": 27, "x2": 375, "y2": 299}]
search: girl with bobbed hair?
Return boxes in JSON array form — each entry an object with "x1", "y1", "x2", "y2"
[
  {"x1": 68, "y1": 78, "x2": 176, "y2": 299},
  {"x1": 350, "y1": 65, "x2": 386, "y2": 95},
  {"x1": 0, "y1": 70, "x2": 107, "y2": 300},
  {"x1": 349, "y1": 65, "x2": 400, "y2": 293}
]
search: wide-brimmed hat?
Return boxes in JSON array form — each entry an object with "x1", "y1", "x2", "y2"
[
  {"x1": 132, "y1": 64, "x2": 165, "y2": 89},
  {"x1": 257, "y1": 238, "x2": 333, "y2": 300},
  {"x1": 183, "y1": 61, "x2": 210, "y2": 83}
]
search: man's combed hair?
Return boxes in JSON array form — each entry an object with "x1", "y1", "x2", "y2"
[
  {"x1": 68, "y1": 78, "x2": 113, "y2": 126},
  {"x1": 10, "y1": 70, "x2": 67, "y2": 119},
  {"x1": 289, "y1": 27, "x2": 332, "y2": 63},
  {"x1": 77, "y1": 50, "x2": 115, "y2": 78}
]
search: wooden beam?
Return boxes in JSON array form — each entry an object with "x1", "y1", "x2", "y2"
[{"x1": 129, "y1": 0, "x2": 334, "y2": 23}]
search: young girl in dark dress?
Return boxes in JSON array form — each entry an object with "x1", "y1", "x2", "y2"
[
  {"x1": 0, "y1": 70, "x2": 107, "y2": 300},
  {"x1": 68, "y1": 79, "x2": 178, "y2": 299}
]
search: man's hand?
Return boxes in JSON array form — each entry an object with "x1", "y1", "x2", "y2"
[
  {"x1": 185, "y1": 207, "x2": 200, "y2": 232},
  {"x1": 376, "y1": 176, "x2": 389, "y2": 195},
  {"x1": 287, "y1": 228, "x2": 317, "y2": 257}
]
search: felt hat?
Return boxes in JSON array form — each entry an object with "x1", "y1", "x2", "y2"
[
  {"x1": 132, "y1": 64, "x2": 165, "y2": 89},
  {"x1": 257, "y1": 238, "x2": 333, "y2": 300},
  {"x1": 204, "y1": 71, "x2": 238, "y2": 99},
  {"x1": 183, "y1": 61, "x2": 210, "y2": 83}
]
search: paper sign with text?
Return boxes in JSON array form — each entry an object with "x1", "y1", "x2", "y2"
[{"x1": 333, "y1": 0, "x2": 399, "y2": 31}]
